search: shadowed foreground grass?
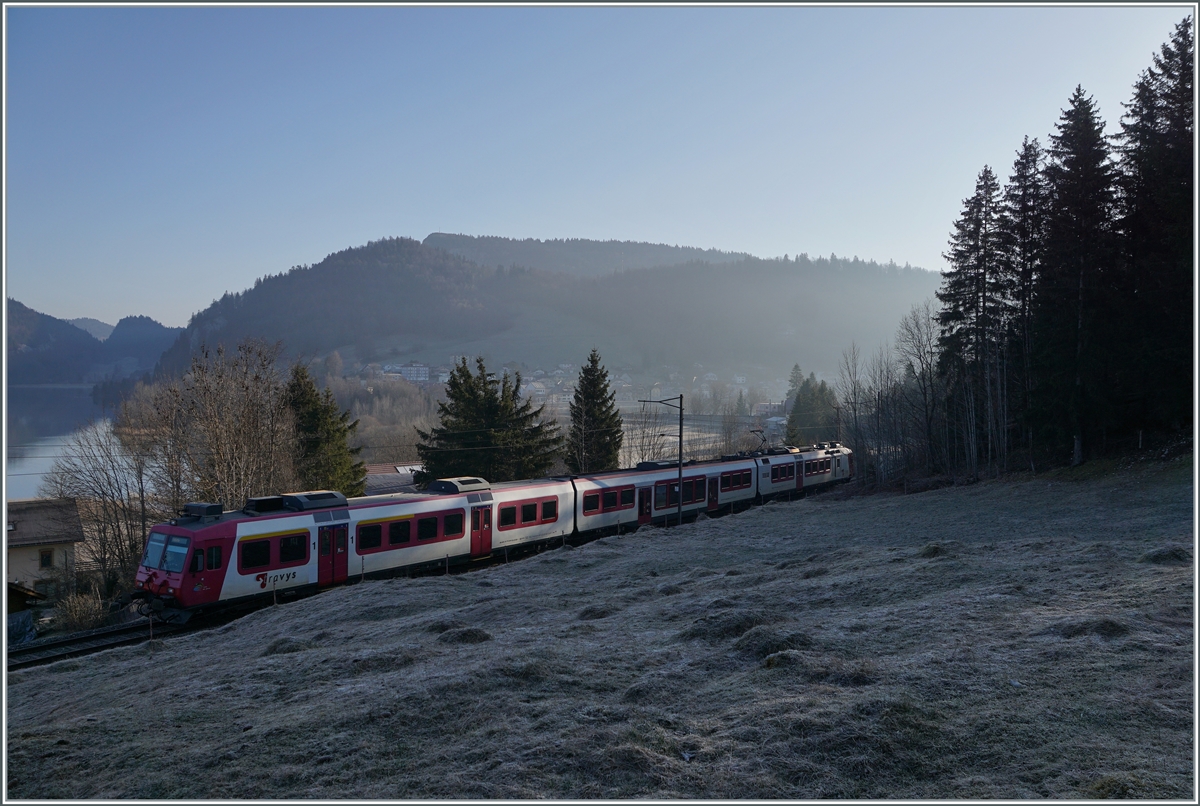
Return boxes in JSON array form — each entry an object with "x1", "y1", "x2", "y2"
[{"x1": 6, "y1": 456, "x2": 1192, "y2": 798}]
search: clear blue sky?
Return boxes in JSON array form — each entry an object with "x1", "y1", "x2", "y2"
[{"x1": 4, "y1": 4, "x2": 1190, "y2": 328}]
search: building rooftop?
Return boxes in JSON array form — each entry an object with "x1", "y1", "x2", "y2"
[{"x1": 6, "y1": 498, "x2": 86, "y2": 548}]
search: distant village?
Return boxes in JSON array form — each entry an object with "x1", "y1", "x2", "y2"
[{"x1": 359, "y1": 358, "x2": 794, "y2": 418}]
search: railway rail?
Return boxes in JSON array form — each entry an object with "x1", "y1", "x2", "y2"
[{"x1": 7, "y1": 619, "x2": 183, "y2": 671}]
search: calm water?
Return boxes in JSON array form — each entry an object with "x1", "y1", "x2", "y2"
[{"x1": 6, "y1": 385, "x2": 106, "y2": 500}]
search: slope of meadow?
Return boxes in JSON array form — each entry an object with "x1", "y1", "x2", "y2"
[{"x1": 6, "y1": 457, "x2": 1193, "y2": 799}]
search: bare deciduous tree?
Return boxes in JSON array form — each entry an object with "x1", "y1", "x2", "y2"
[
  {"x1": 40, "y1": 421, "x2": 150, "y2": 596},
  {"x1": 180, "y1": 341, "x2": 298, "y2": 509},
  {"x1": 895, "y1": 299, "x2": 942, "y2": 473},
  {"x1": 620, "y1": 402, "x2": 670, "y2": 466}
]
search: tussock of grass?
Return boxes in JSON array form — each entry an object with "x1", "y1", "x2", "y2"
[
  {"x1": 262, "y1": 637, "x2": 315, "y2": 655},
  {"x1": 1053, "y1": 617, "x2": 1130, "y2": 640},
  {"x1": 436, "y1": 626, "x2": 492, "y2": 644},
  {"x1": 734, "y1": 625, "x2": 814, "y2": 658},
  {"x1": 1139, "y1": 545, "x2": 1192, "y2": 565},
  {"x1": 423, "y1": 617, "x2": 466, "y2": 633},
  {"x1": 677, "y1": 610, "x2": 769, "y2": 642}
]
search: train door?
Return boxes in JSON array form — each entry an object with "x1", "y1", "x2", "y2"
[
  {"x1": 637, "y1": 487, "x2": 652, "y2": 525},
  {"x1": 317, "y1": 524, "x2": 348, "y2": 587},
  {"x1": 707, "y1": 477, "x2": 719, "y2": 512},
  {"x1": 796, "y1": 460, "x2": 804, "y2": 492},
  {"x1": 470, "y1": 505, "x2": 492, "y2": 557}
]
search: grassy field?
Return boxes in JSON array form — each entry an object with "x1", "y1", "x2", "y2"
[{"x1": 6, "y1": 455, "x2": 1193, "y2": 799}]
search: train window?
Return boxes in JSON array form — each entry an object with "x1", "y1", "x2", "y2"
[
  {"x1": 444, "y1": 512, "x2": 464, "y2": 537},
  {"x1": 542, "y1": 499, "x2": 558, "y2": 521},
  {"x1": 668, "y1": 483, "x2": 679, "y2": 507},
  {"x1": 721, "y1": 475, "x2": 731, "y2": 491},
  {"x1": 741, "y1": 470, "x2": 752, "y2": 486},
  {"x1": 499, "y1": 506, "x2": 517, "y2": 527},
  {"x1": 206, "y1": 546, "x2": 222, "y2": 570},
  {"x1": 142, "y1": 533, "x2": 167, "y2": 569},
  {"x1": 163, "y1": 536, "x2": 191, "y2": 573},
  {"x1": 583, "y1": 493, "x2": 600, "y2": 513},
  {"x1": 620, "y1": 487, "x2": 635, "y2": 507},
  {"x1": 389, "y1": 521, "x2": 411, "y2": 544},
  {"x1": 417, "y1": 517, "x2": 438, "y2": 540},
  {"x1": 654, "y1": 484, "x2": 666, "y2": 510},
  {"x1": 241, "y1": 539, "x2": 270, "y2": 570},
  {"x1": 280, "y1": 534, "x2": 307, "y2": 563},
  {"x1": 189, "y1": 549, "x2": 204, "y2": 573},
  {"x1": 358, "y1": 524, "x2": 382, "y2": 550},
  {"x1": 771, "y1": 466, "x2": 779, "y2": 481},
  {"x1": 602, "y1": 490, "x2": 618, "y2": 510},
  {"x1": 521, "y1": 503, "x2": 538, "y2": 523}
]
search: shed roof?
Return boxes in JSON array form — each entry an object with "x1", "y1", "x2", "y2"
[{"x1": 6, "y1": 498, "x2": 86, "y2": 547}]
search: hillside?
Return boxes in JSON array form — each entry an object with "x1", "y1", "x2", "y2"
[
  {"x1": 156, "y1": 237, "x2": 942, "y2": 381},
  {"x1": 423, "y1": 233, "x2": 752, "y2": 277},
  {"x1": 6, "y1": 458, "x2": 1192, "y2": 799},
  {"x1": 7, "y1": 299, "x2": 105, "y2": 383},
  {"x1": 6, "y1": 299, "x2": 182, "y2": 385},
  {"x1": 67, "y1": 318, "x2": 115, "y2": 342},
  {"x1": 155, "y1": 237, "x2": 502, "y2": 375}
]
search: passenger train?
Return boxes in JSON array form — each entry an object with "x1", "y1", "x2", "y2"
[{"x1": 128, "y1": 443, "x2": 853, "y2": 622}]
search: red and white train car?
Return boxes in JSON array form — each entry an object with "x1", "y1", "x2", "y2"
[{"x1": 130, "y1": 444, "x2": 853, "y2": 621}]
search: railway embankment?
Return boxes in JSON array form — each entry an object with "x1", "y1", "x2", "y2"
[{"x1": 6, "y1": 455, "x2": 1193, "y2": 799}]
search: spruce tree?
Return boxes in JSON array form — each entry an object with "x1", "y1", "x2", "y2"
[
  {"x1": 286, "y1": 364, "x2": 366, "y2": 497},
  {"x1": 1034, "y1": 86, "x2": 1118, "y2": 465},
  {"x1": 998, "y1": 137, "x2": 1049, "y2": 455},
  {"x1": 566, "y1": 349, "x2": 623, "y2": 473},
  {"x1": 415, "y1": 357, "x2": 561, "y2": 484},
  {"x1": 937, "y1": 165, "x2": 1006, "y2": 473},
  {"x1": 786, "y1": 369, "x2": 838, "y2": 446},
  {"x1": 1116, "y1": 16, "x2": 1194, "y2": 429}
]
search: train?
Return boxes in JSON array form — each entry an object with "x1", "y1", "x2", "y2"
[{"x1": 127, "y1": 442, "x2": 853, "y2": 622}]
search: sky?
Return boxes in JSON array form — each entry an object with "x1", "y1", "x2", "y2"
[{"x1": 3, "y1": 4, "x2": 1191, "y2": 328}]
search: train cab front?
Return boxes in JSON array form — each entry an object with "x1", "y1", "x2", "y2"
[{"x1": 130, "y1": 528, "x2": 195, "y2": 624}]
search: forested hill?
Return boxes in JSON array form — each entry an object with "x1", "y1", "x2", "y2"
[
  {"x1": 7, "y1": 299, "x2": 181, "y2": 384},
  {"x1": 154, "y1": 236, "x2": 942, "y2": 380},
  {"x1": 423, "y1": 233, "x2": 753, "y2": 276},
  {"x1": 156, "y1": 237, "x2": 506, "y2": 375}
]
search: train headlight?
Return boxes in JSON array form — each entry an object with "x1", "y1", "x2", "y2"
[{"x1": 168, "y1": 588, "x2": 175, "y2": 594}]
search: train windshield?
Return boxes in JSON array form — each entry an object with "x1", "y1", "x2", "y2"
[
  {"x1": 142, "y1": 532, "x2": 191, "y2": 573},
  {"x1": 141, "y1": 532, "x2": 167, "y2": 569},
  {"x1": 162, "y1": 536, "x2": 191, "y2": 573}
]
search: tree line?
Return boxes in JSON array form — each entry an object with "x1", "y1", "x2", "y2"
[{"x1": 831, "y1": 17, "x2": 1192, "y2": 483}]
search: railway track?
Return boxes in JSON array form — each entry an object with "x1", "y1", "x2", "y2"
[{"x1": 7, "y1": 619, "x2": 183, "y2": 671}]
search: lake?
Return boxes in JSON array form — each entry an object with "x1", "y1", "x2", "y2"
[{"x1": 6, "y1": 385, "x2": 107, "y2": 500}]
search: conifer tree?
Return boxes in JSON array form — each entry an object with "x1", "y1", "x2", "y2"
[
  {"x1": 786, "y1": 369, "x2": 839, "y2": 446},
  {"x1": 998, "y1": 137, "x2": 1049, "y2": 458},
  {"x1": 1116, "y1": 16, "x2": 1194, "y2": 429},
  {"x1": 286, "y1": 364, "x2": 366, "y2": 497},
  {"x1": 1034, "y1": 86, "x2": 1118, "y2": 465},
  {"x1": 937, "y1": 166, "x2": 1006, "y2": 473},
  {"x1": 415, "y1": 357, "x2": 561, "y2": 484},
  {"x1": 735, "y1": 389, "x2": 749, "y2": 417},
  {"x1": 566, "y1": 349, "x2": 623, "y2": 473}
]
